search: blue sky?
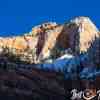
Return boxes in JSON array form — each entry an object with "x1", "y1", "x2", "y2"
[{"x1": 0, "y1": 0, "x2": 100, "y2": 36}]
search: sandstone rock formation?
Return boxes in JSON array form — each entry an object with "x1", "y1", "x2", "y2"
[
  {"x1": 0, "y1": 22, "x2": 59, "y2": 63},
  {"x1": 0, "y1": 16, "x2": 100, "y2": 99},
  {"x1": 0, "y1": 17, "x2": 99, "y2": 64},
  {"x1": 39, "y1": 17, "x2": 99, "y2": 61}
]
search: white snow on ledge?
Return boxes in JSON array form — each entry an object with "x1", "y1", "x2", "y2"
[{"x1": 36, "y1": 53, "x2": 80, "y2": 72}]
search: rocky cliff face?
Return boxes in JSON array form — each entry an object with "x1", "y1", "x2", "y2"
[
  {"x1": 0, "y1": 17, "x2": 99, "y2": 64},
  {"x1": 0, "y1": 16, "x2": 100, "y2": 100},
  {"x1": 0, "y1": 22, "x2": 59, "y2": 63}
]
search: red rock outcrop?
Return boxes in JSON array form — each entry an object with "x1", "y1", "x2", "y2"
[
  {"x1": 0, "y1": 17, "x2": 99, "y2": 63},
  {"x1": 39, "y1": 17, "x2": 99, "y2": 61}
]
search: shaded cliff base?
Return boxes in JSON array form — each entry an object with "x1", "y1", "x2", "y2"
[{"x1": 0, "y1": 68, "x2": 100, "y2": 100}]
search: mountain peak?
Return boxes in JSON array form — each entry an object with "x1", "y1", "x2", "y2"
[
  {"x1": 39, "y1": 16, "x2": 99, "y2": 61},
  {"x1": 70, "y1": 16, "x2": 99, "y2": 32},
  {"x1": 0, "y1": 16, "x2": 99, "y2": 64}
]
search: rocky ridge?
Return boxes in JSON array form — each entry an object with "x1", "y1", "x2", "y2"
[
  {"x1": 0, "y1": 17, "x2": 99, "y2": 64},
  {"x1": 0, "y1": 16, "x2": 100, "y2": 100}
]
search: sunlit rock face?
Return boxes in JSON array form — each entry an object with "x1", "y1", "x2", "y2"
[
  {"x1": 38, "y1": 17, "x2": 99, "y2": 61},
  {"x1": 0, "y1": 17, "x2": 99, "y2": 65},
  {"x1": 0, "y1": 22, "x2": 58, "y2": 63},
  {"x1": 0, "y1": 36, "x2": 38, "y2": 63},
  {"x1": 59, "y1": 17, "x2": 99, "y2": 54}
]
